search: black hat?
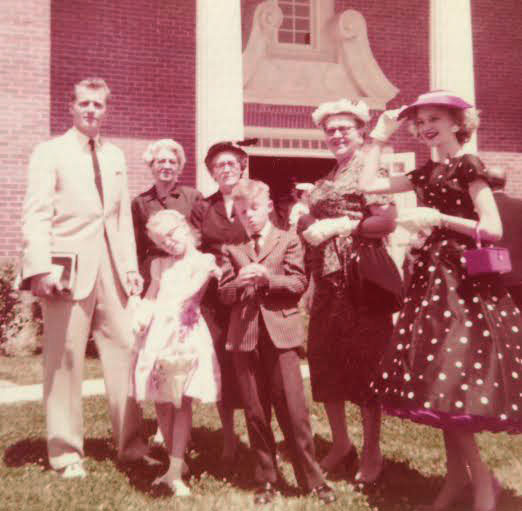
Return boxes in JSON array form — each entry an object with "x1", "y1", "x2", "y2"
[{"x1": 204, "y1": 139, "x2": 257, "y2": 170}]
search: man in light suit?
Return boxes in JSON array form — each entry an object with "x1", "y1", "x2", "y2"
[
  {"x1": 219, "y1": 179, "x2": 335, "y2": 506},
  {"x1": 21, "y1": 77, "x2": 148, "y2": 478}
]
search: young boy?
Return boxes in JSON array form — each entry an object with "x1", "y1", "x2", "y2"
[{"x1": 218, "y1": 179, "x2": 335, "y2": 506}]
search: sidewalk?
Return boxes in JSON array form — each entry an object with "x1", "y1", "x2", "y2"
[{"x1": 0, "y1": 365, "x2": 311, "y2": 405}]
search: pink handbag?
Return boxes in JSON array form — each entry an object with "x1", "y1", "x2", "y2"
[{"x1": 463, "y1": 227, "x2": 512, "y2": 276}]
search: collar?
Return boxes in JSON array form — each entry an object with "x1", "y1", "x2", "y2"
[
  {"x1": 249, "y1": 221, "x2": 272, "y2": 242},
  {"x1": 70, "y1": 126, "x2": 102, "y2": 149},
  {"x1": 144, "y1": 184, "x2": 182, "y2": 202}
]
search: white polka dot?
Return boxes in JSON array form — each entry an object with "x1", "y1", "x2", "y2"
[
  {"x1": 431, "y1": 338, "x2": 438, "y2": 344},
  {"x1": 439, "y1": 373, "x2": 447, "y2": 381},
  {"x1": 435, "y1": 278, "x2": 442, "y2": 284},
  {"x1": 513, "y1": 404, "x2": 519, "y2": 411},
  {"x1": 439, "y1": 393, "x2": 445, "y2": 398},
  {"x1": 501, "y1": 311, "x2": 507, "y2": 317},
  {"x1": 408, "y1": 392, "x2": 414, "y2": 399},
  {"x1": 404, "y1": 373, "x2": 411, "y2": 381},
  {"x1": 473, "y1": 297, "x2": 479, "y2": 303},
  {"x1": 424, "y1": 401, "x2": 431, "y2": 409},
  {"x1": 427, "y1": 354, "x2": 434, "y2": 362},
  {"x1": 513, "y1": 372, "x2": 519, "y2": 379},
  {"x1": 428, "y1": 266, "x2": 435, "y2": 272},
  {"x1": 455, "y1": 401, "x2": 464, "y2": 408},
  {"x1": 483, "y1": 330, "x2": 490, "y2": 337},
  {"x1": 474, "y1": 362, "x2": 482, "y2": 369},
  {"x1": 460, "y1": 337, "x2": 468, "y2": 344},
  {"x1": 498, "y1": 353, "x2": 504, "y2": 360},
  {"x1": 513, "y1": 326, "x2": 519, "y2": 333},
  {"x1": 399, "y1": 328, "x2": 405, "y2": 335},
  {"x1": 444, "y1": 310, "x2": 451, "y2": 318},
  {"x1": 433, "y1": 295, "x2": 440, "y2": 302},
  {"x1": 460, "y1": 257, "x2": 466, "y2": 264},
  {"x1": 382, "y1": 372, "x2": 388, "y2": 379},
  {"x1": 480, "y1": 396, "x2": 489, "y2": 405},
  {"x1": 455, "y1": 361, "x2": 463, "y2": 368},
  {"x1": 397, "y1": 343, "x2": 404, "y2": 351},
  {"x1": 458, "y1": 299, "x2": 465, "y2": 305},
  {"x1": 461, "y1": 384, "x2": 469, "y2": 391},
  {"x1": 500, "y1": 414, "x2": 507, "y2": 420},
  {"x1": 465, "y1": 321, "x2": 473, "y2": 327},
  {"x1": 476, "y1": 379, "x2": 484, "y2": 385}
]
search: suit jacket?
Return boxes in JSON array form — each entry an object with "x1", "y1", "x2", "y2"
[
  {"x1": 219, "y1": 225, "x2": 307, "y2": 352},
  {"x1": 494, "y1": 191, "x2": 522, "y2": 287},
  {"x1": 21, "y1": 127, "x2": 138, "y2": 300},
  {"x1": 192, "y1": 191, "x2": 248, "y2": 258}
]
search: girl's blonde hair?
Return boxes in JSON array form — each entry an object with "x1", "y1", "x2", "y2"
[{"x1": 146, "y1": 210, "x2": 196, "y2": 249}]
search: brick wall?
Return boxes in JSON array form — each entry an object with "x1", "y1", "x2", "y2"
[
  {"x1": 472, "y1": 0, "x2": 522, "y2": 154},
  {"x1": 0, "y1": 1, "x2": 50, "y2": 258},
  {"x1": 50, "y1": 0, "x2": 197, "y2": 194}
]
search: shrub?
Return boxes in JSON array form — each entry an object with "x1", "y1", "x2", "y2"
[{"x1": 0, "y1": 263, "x2": 43, "y2": 356}]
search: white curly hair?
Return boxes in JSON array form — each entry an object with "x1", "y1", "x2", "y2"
[
  {"x1": 312, "y1": 98, "x2": 371, "y2": 128},
  {"x1": 143, "y1": 138, "x2": 187, "y2": 170}
]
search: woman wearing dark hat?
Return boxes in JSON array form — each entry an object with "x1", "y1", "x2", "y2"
[
  {"x1": 298, "y1": 99, "x2": 402, "y2": 486},
  {"x1": 360, "y1": 90, "x2": 522, "y2": 511},
  {"x1": 192, "y1": 141, "x2": 249, "y2": 473}
]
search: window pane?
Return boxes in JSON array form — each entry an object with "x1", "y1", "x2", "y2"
[
  {"x1": 295, "y1": 32, "x2": 311, "y2": 45},
  {"x1": 278, "y1": 30, "x2": 294, "y2": 43},
  {"x1": 295, "y1": 5, "x2": 310, "y2": 17},
  {"x1": 295, "y1": 18, "x2": 309, "y2": 31},
  {"x1": 281, "y1": 17, "x2": 293, "y2": 30}
]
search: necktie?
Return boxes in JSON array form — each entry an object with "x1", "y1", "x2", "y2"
[
  {"x1": 251, "y1": 233, "x2": 261, "y2": 255},
  {"x1": 88, "y1": 139, "x2": 104, "y2": 206}
]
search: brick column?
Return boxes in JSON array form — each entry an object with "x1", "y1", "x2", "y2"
[
  {"x1": 430, "y1": 0, "x2": 477, "y2": 152},
  {"x1": 0, "y1": 0, "x2": 51, "y2": 257},
  {"x1": 196, "y1": 0, "x2": 244, "y2": 196}
]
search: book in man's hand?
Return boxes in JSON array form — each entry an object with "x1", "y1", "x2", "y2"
[{"x1": 16, "y1": 252, "x2": 78, "y2": 293}]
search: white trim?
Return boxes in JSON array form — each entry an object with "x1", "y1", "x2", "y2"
[
  {"x1": 245, "y1": 126, "x2": 324, "y2": 139},
  {"x1": 246, "y1": 146, "x2": 331, "y2": 158}
]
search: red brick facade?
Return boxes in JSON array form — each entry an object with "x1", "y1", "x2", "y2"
[{"x1": 0, "y1": 0, "x2": 520, "y2": 257}]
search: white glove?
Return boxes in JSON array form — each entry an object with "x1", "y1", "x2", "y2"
[
  {"x1": 370, "y1": 107, "x2": 407, "y2": 142},
  {"x1": 397, "y1": 207, "x2": 442, "y2": 232},
  {"x1": 302, "y1": 217, "x2": 355, "y2": 246},
  {"x1": 131, "y1": 298, "x2": 154, "y2": 335}
]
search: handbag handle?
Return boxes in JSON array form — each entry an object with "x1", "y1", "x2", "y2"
[{"x1": 474, "y1": 224, "x2": 482, "y2": 249}]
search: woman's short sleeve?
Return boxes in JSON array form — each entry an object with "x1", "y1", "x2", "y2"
[
  {"x1": 455, "y1": 154, "x2": 505, "y2": 190},
  {"x1": 364, "y1": 166, "x2": 394, "y2": 206}
]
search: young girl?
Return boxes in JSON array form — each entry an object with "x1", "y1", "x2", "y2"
[
  {"x1": 132, "y1": 209, "x2": 221, "y2": 496},
  {"x1": 360, "y1": 91, "x2": 522, "y2": 511}
]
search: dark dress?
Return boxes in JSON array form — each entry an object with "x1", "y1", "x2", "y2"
[
  {"x1": 131, "y1": 184, "x2": 203, "y2": 291},
  {"x1": 299, "y1": 155, "x2": 399, "y2": 405},
  {"x1": 371, "y1": 154, "x2": 522, "y2": 433},
  {"x1": 192, "y1": 191, "x2": 248, "y2": 408}
]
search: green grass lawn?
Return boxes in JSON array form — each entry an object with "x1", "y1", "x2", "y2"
[
  {"x1": 1, "y1": 386, "x2": 521, "y2": 511},
  {"x1": 0, "y1": 348, "x2": 104, "y2": 386}
]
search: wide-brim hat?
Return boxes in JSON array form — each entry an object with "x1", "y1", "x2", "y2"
[
  {"x1": 398, "y1": 90, "x2": 473, "y2": 120},
  {"x1": 204, "y1": 141, "x2": 248, "y2": 170}
]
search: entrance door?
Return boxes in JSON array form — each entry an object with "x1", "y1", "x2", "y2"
[{"x1": 249, "y1": 155, "x2": 335, "y2": 226}]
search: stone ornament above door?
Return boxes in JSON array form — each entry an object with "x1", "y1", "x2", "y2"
[{"x1": 243, "y1": 0, "x2": 398, "y2": 109}]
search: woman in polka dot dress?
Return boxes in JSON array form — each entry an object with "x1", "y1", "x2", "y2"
[{"x1": 360, "y1": 90, "x2": 522, "y2": 511}]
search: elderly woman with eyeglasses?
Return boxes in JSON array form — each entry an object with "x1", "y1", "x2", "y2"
[
  {"x1": 297, "y1": 99, "x2": 402, "y2": 486},
  {"x1": 191, "y1": 141, "x2": 250, "y2": 475},
  {"x1": 131, "y1": 138, "x2": 203, "y2": 293}
]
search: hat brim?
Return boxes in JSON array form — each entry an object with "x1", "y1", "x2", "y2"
[
  {"x1": 205, "y1": 143, "x2": 248, "y2": 170},
  {"x1": 398, "y1": 95, "x2": 473, "y2": 120}
]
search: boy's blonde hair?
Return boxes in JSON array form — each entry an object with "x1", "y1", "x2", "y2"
[
  {"x1": 231, "y1": 178, "x2": 270, "y2": 203},
  {"x1": 146, "y1": 210, "x2": 196, "y2": 248}
]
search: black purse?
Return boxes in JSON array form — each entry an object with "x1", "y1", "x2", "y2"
[{"x1": 334, "y1": 237, "x2": 404, "y2": 315}]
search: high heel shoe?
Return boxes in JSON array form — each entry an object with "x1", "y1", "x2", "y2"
[{"x1": 320, "y1": 445, "x2": 358, "y2": 474}]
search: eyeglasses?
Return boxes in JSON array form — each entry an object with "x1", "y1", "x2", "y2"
[
  {"x1": 212, "y1": 160, "x2": 241, "y2": 172},
  {"x1": 324, "y1": 125, "x2": 359, "y2": 138}
]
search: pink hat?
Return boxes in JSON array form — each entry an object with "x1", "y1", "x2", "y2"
[{"x1": 398, "y1": 90, "x2": 473, "y2": 120}]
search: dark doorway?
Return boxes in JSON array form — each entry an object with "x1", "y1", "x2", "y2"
[{"x1": 249, "y1": 155, "x2": 335, "y2": 227}]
